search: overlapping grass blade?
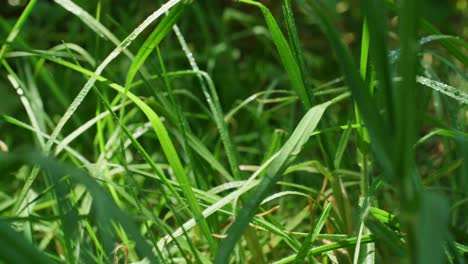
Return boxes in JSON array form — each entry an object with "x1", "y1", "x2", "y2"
[
  {"x1": 0, "y1": 151, "x2": 159, "y2": 263},
  {"x1": 0, "y1": 218, "x2": 52, "y2": 264},
  {"x1": 240, "y1": 0, "x2": 312, "y2": 109},
  {"x1": 105, "y1": 80, "x2": 217, "y2": 251},
  {"x1": 304, "y1": 0, "x2": 393, "y2": 176},
  {"x1": 173, "y1": 26, "x2": 242, "y2": 180},
  {"x1": 214, "y1": 93, "x2": 349, "y2": 262},
  {"x1": 0, "y1": 0, "x2": 38, "y2": 60},
  {"x1": 294, "y1": 203, "x2": 332, "y2": 263},
  {"x1": 124, "y1": 3, "x2": 186, "y2": 90},
  {"x1": 12, "y1": 0, "x2": 183, "y2": 226}
]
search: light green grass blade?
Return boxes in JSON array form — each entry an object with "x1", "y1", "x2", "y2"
[
  {"x1": 53, "y1": 0, "x2": 133, "y2": 59},
  {"x1": 294, "y1": 203, "x2": 332, "y2": 263},
  {"x1": 275, "y1": 235, "x2": 376, "y2": 264},
  {"x1": 173, "y1": 26, "x2": 242, "y2": 180},
  {"x1": 0, "y1": 0, "x2": 38, "y2": 60},
  {"x1": 214, "y1": 93, "x2": 349, "y2": 262},
  {"x1": 107, "y1": 82, "x2": 217, "y2": 251},
  {"x1": 416, "y1": 76, "x2": 468, "y2": 104},
  {"x1": 124, "y1": 3, "x2": 186, "y2": 90},
  {"x1": 240, "y1": 0, "x2": 312, "y2": 109}
]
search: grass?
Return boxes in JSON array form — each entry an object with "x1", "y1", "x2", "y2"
[{"x1": 0, "y1": 0, "x2": 467, "y2": 263}]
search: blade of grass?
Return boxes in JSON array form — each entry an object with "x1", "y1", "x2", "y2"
[
  {"x1": 239, "y1": 0, "x2": 312, "y2": 109},
  {"x1": 0, "y1": 0, "x2": 38, "y2": 60},
  {"x1": 304, "y1": 0, "x2": 393, "y2": 177},
  {"x1": 105, "y1": 80, "x2": 218, "y2": 251},
  {"x1": 294, "y1": 203, "x2": 332, "y2": 263},
  {"x1": 275, "y1": 235, "x2": 376, "y2": 264},
  {"x1": 13, "y1": 0, "x2": 183, "y2": 223},
  {"x1": 214, "y1": 93, "x2": 350, "y2": 262},
  {"x1": 173, "y1": 25, "x2": 242, "y2": 180}
]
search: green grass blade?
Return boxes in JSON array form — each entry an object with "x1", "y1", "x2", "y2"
[
  {"x1": 282, "y1": 0, "x2": 314, "y2": 103},
  {"x1": 394, "y1": 0, "x2": 424, "y2": 259},
  {"x1": 124, "y1": 3, "x2": 186, "y2": 90},
  {"x1": 294, "y1": 203, "x2": 332, "y2": 263},
  {"x1": 0, "y1": 0, "x2": 38, "y2": 60},
  {"x1": 275, "y1": 235, "x2": 376, "y2": 264},
  {"x1": 304, "y1": 0, "x2": 393, "y2": 176},
  {"x1": 45, "y1": 0, "x2": 182, "y2": 153},
  {"x1": 416, "y1": 76, "x2": 468, "y2": 104},
  {"x1": 240, "y1": 0, "x2": 312, "y2": 109},
  {"x1": 362, "y1": 0, "x2": 394, "y2": 127},
  {"x1": 107, "y1": 82, "x2": 217, "y2": 251},
  {"x1": 214, "y1": 95, "x2": 345, "y2": 262}
]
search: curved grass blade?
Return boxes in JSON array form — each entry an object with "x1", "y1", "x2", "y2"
[
  {"x1": 124, "y1": 3, "x2": 186, "y2": 90},
  {"x1": 106, "y1": 81, "x2": 217, "y2": 251},
  {"x1": 240, "y1": 0, "x2": 312, "y2": 109},
  {"x1": 214, "y1": 93, "x2": 349, "y2": 263}
]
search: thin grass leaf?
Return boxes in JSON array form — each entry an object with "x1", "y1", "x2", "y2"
[
  {"x1": 0, "y1": 0, "x2": 38, "y2": 60},
  {"x1": 173, "y1": 25, "x2": 242, "y2": 180},
  {"x1": 282, "y1": 0, "x2": 314, "y2": 103},
  {"x1": 106, "y1": 81, "x2": 217, "y2": 251},
  {"x1": 214, "y1": 93, "x2": 349, "y2": 263},
  {"x1": 240, "y1": 0, "x2": 312, "y2": 109},
  {"x1": 305, "y1": 0, "x2": 393, "y2": 176},
  {"x1": 275, "y1": 235, "x2": 376, "y2": 264},
  {"x1": 416, "y1": 76, "x2": 468, "y2": 104},
  {"x1": 294, "y1": 203, "x2": 332, "y2": 264},
  {"x1": 124, "y1": 4, "x2": 186, "y2": 90}
]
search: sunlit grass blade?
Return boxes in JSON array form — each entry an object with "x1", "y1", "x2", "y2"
[
  {"x1": 124, "y1": 3, "x2": 186, "y2": 90},
  {"x1": 214, "y1": 93, "x2": 349, "y2": 262},
  {"x1": 294, "y1": 203, "x2": 332, "y2": 263},
  {"x1": 105, "y1": 81, "x2": 217, "y2": 251},
  {"x1": 173, "y1": 26, "x2": 242, "y2": 180},
  {"x1": 416, "y1": 76, "x2": 468, "y2": 104}
]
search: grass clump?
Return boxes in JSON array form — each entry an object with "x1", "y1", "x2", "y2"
[{"x1": 0, "y1": 0, "x2": 467, "y2": 263}]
